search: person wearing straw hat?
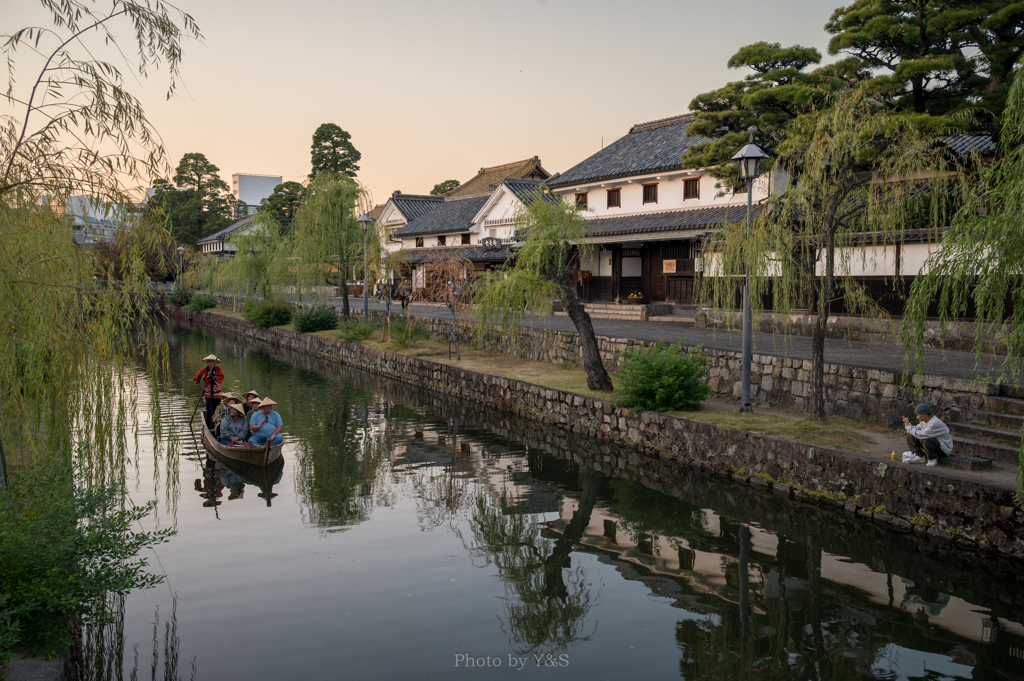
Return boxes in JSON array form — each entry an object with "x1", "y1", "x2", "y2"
[
  {"x1": 241, "y1": 390, "x2": 261, "y2": 415},
  {"x1": 219, "y1": 400, "x2": 250, "y2": 446},
  {"x1": 211, "y1": 392, "x2": 238, "y2": 433},
  {"x1": 249, "y1": 398, "x2": 284, "y2": 446},
  {"x1": 193, "y1": 354, "x2": 224, "y2": 427}
]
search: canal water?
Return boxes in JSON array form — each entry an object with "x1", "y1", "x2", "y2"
[{"x1": 91, "y1": 322, "x2": 1024, "y2": 680}]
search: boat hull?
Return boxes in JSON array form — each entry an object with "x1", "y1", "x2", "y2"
[{"x1": 200, "y1": 417, "x2": 283, "y2": 467}]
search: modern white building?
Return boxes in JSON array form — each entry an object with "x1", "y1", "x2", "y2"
[{"x1": 231, "y1": 173, "x2": 283, "y2": 215}]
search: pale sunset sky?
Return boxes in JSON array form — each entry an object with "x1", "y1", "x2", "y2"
[{"x1": 6, "y1": 0, "x2": 839, "y2": 205}]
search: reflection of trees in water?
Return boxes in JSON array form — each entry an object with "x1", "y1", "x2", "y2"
[
  {"x1": 292, "y1": 386, "x2": 418, "y2": 532},
  {"x1": 74, "y1": 593, "x2": 195, "y2": 681},
  {"x1": 409, "y1": 420, "x2": 474, "y2": 531},
  {"x1": 607, "y1": 478, "x2": 707, "y2": 554},
  {"x1": 461, "y1": 465, "x2": 603, "y2": 656}
]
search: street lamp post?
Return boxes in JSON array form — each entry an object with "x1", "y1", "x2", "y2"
[
  {"x1": 357, "y1": 213, "x2": 372, "y2": 320},
  {"x1": 176, "y1": 246, "x2": 185, "y2": 287},
  {"x1": 730, "y1": 134, "x2": 770, "y2": 414}
]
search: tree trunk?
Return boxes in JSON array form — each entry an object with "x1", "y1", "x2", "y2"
[
  {"x1": 553, "y1": 246, "x2": 614, "y2": 391},
  {"x1": 559, "y1": 281, "x2": 613, "y2": 391},
  {"x1": 809, "y1": 232, "x2": 835, "y2": 421},
  {"x1": 341, "y1": 285, "x2": 350, "y2": 321},
  {"x1": 0, "y1": 390, "x2": 7, "y2": 489},
  {"x1": 543, "y1": 465, "x2": 602, "y2": 599}
]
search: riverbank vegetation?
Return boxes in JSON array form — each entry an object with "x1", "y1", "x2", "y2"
[{"x1": 1, "y1": 0, "x2": 200, "y2": 669}]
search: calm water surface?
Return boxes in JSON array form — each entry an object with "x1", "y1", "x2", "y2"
[{"x1": 97, "y1": 323, "x2": 1024, "y2": 680}]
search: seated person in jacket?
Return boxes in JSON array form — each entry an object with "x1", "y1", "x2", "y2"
[
  {"x1": 249, "y1": 397, "x2": 284, "y2": 446},
  {"x1": 218, "y1": 401, "x2": 250, "y2": 446},
  {"x1": 242, "y1": 390, "x2": 260, "y2": 415},
  {"x1": 903, "y1": 403, "x2": 953, "y2": 467}
]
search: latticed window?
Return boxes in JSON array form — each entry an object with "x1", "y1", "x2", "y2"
[
  {"x1": 575, "y1": 193, "x2": 588, "y2": 208},
  {"x1": 607, "y1": 188, "x2": 620, "y2": 208},
  {"x1": 437, "y1": 235, "x2": 446, "y2": 246},
  {"x1": 415, "y1": 237, "x2": 424, "y2": 248},
  {"x1": 642, "y1": 184, "x2": 658, "y2": 204},
  {"x1": 461, "y1": 233, "x2": 471, "y2": 245}
]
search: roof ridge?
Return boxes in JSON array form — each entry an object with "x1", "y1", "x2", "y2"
[
  {"x1": 442, "y1": 191, "x2": 493, "y2": 201},
  {"x1": 629, "y1": 113, "x2": 694, "y2": 134},
  {"x1": 476, "y1": 157, "x2": 537, "y2": 173}
]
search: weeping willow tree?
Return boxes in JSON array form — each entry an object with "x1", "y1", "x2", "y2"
[
  {"x1": 0, "y1": 201, "x2": 174, "y2": 488},
  {"x1": 474, "y1": 189, "x2": 613, "y2": 391},
  {"x1": 902, "y1": 66, "x2": 1024, "y2": 495},
  {"x1": 292, "y1": 173, "x2": 380, "y2": 319},
  {"x1": 183, "y1": 212, "x2": 295, "y2": 309},
  {"x1": 703, "y1": 91, "x2": 960, "y2": 420}
]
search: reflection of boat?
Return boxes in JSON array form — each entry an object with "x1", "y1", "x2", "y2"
[
  {"x1": 211, "y1": 450, "x2": 285, "y2": 507},
  {"x1": 201, "y1": 417, "x2": 282, "y2": 466}
]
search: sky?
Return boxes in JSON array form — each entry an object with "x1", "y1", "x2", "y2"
[{"x1": 5, "y1": 0, "x2": 841, "y2": 206}]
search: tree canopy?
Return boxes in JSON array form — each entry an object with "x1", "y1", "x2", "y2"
[
  {"x1": 146, "y1": 153, "x2": 233, "y2": 244},
  {"x1": 309, "y1": 123, "x2": 361, "y2": 180},
  {"x1": 826, "y1": 0, "x2": 1024, "y2": 135},
  {"x1": 260, "y1": 181, "x2": 306, "y2": 230},
  {"x1": 430, "y1": 179, "x2": 460, "y2": 195}
]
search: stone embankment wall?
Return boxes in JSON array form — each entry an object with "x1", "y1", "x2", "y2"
[
  {"x1": 164, "y1": 303, "x2": 1023, "y2": 560},
  {"x1": 338, "y1": 307, "x2": 994, "y2": 428}
]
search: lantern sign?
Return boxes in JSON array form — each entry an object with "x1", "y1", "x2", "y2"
[{"x1": 481, "y1": 237, "x2": 502, "y2": 251}]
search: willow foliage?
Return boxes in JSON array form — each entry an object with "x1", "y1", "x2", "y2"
[
  {"x1": 0, "y1": 202, "x2": 171, "y2": 488},
  {"x1": 902, "y1": 66, "x2": 1024, "y2": 496},
  {"x1": 703, "y1": 91, "x2": 960, "y2": 419}
]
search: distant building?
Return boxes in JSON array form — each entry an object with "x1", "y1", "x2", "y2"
[
  {"x1": 446, "y1": 156, "x2": 549, "y2": 196},
  {"x1": 196, "y1": 214, "x2": 261, "y2": 256},
  {"x1": 231, "y1": 173, "x2": 283, "y2": 215},
  {"x1": 62, "y1": 196, "x2": 136, "y2": 245}
]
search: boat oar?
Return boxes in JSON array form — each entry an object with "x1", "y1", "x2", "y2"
[{"x1": 189, "y1": 396, "x2": 202, "y2": 425}]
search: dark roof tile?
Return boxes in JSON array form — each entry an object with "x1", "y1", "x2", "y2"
[
  {"x1": 390, "y1": 192, "x2": 445, "y2": 221},
  {"x1": 549, "y1": 114, "x2": 711, "y2": 188},
  {"x1": 400, "y1": 244, "x2": 513, "y2": 264},
  {"x1": 394, "y1": 195, "x2": 490, "y2": 237},
  {"x1": 586, "y1": 203, "x2": 762, "y2": 238}
]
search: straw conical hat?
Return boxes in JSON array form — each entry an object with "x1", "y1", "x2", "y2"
[
  {"x1": 202, "y1": 354, "x2": 221, "y2": 363},
  {"x1": 216, "y1": 391, "x2": 235, "y2": 400},
  {"x1": 225, "y1": 401, "x2": 245, "y2": 414},
  {"x1": 243, "y1": 390, "x2": 261, "y2": 399},
  {"x1": 257, "y1": 397, "x2": 278, "y2": 407}
]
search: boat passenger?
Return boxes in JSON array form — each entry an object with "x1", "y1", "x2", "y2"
[
  {"x1": 249, "y1": 398, "x2": 284, "y2": 446},
  {"x1": 242, "y1": 390, "x2": 261, "y2": 415},
  {"x1": 219, "y1": 402, "x2": 250, "y2": 446},
  {"x1": 193, "y1": 354, "x2": 224, "y2": 427},
  {"x1": 211, "y1": 392, "x2": 237, "y2": 433}
]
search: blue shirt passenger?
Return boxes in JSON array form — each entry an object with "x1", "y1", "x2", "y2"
[{"x1": 249, "y1": 399, "x2": 284, "y2": 446}]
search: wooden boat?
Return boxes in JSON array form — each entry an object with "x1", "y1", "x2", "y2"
[
  {"x1": 200, "y1": 416, "x2": 283, "y2": 467},
  {"x1": 211, "y1": 450, "x2": 285, "y2": 507}
]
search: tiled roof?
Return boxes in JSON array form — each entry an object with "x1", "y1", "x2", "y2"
[
  {"x1": 548, "y1": 114, "x2": 712, "y2": 188},
  {"x1": 941, "y1": 133, "x2": 995, "y2": 157},
  {"x1": 390, "y1": 192, "x2": 445, "y2": 221},
  {"x1": 400, "y1": 244, "x2": 514, "y2": 264},
  {"x1": 394, "y1": 195, "x2": 490, "y2": 237},
  {"x1": 586, "y1": 203, "x2": 762, "y2": 238},
  {"x1": 502, "y1": 178, "x2": 562, "y2": 206},
  {"x1": 196, "y1": 214, "x2": 259, "y2": 244},
  {"x1": 448, "y1": 157, "x2": 550, "y2": 196}
]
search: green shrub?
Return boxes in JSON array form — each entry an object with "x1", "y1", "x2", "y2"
[
  {"x1": 614, "y1": 340, "x2": 711, "y2": 412},
  {"x1": 242, "y1": 299, "x2": 292, "y2": 327},
  {"x1": 293, "y1": 303, "x2": 339, "y2": 333},
  {"x1": 390, "y1": 317, "x2": 429, "y2": 346},
  {"x1": 0, "y1": 460, "x2": 171, "y2": 660},
  {"x1": 336, "y1": 318, "x2": 377, "y2": 342},
  {"x1": 187, "y1": 293, "x2": 216, "y2": 312},
  {"x1": 168, "y1": 288, "x2": 192, "y2": 307}
]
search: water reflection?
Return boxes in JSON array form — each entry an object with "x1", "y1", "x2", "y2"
[{"x1": 97, "y1": 322, "x2": 1024, "y2": 680}]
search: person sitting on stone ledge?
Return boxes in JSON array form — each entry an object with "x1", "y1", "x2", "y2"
[{"x1": 903, "y1": 403, "x2": 953, "y2": 467}]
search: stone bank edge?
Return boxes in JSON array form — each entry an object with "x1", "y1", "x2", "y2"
[{"x1": 164, "y1": 304, "x2": 1024, "y2": 560}]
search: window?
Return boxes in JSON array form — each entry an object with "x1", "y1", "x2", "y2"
[
  {"x1": 683, "y1": 178, "x2": 699, "y2": 200},
  {"x1": 642, "y1": 184, "x2": 658, "y2": 204},
  {"x1": 415, "y1": 237, "x2": 424, "y2": 248},
  {"x1": 606, "y1": 188, "x2": 621, "y2": 208},
  {"x1": 461, "y1": 233, "x2": 471, "y2": 245},
  {"x1": 437, "y1": 235, "x2": 446, "y2": 246},
  {"x1": 575, "y1": 193, "x2": 588, "y2": 208}
]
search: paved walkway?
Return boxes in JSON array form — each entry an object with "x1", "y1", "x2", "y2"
[{"x1": 331, "y1": 298, "x2": 1009, "y2": 383}]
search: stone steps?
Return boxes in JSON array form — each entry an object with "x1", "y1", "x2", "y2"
[
  {"x1": 983, "y1": 394, "x2": 1024, "y2": 416},
  {"x1": 949, "y1": 421, "x2": 1021, "y2": 446},
  {"x1": 944, "y1": 453, "x2": 994, "y2": 471},
  {"x1": 952, "y1": 437, "x2": 1021, "y2": 466},
  {"x1": 951, "y1": 408, "x2": 1024, "y2": 431}
]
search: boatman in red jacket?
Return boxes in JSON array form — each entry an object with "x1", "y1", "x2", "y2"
[{"x1": 193, "y1": 354, "x2": 224, "y2": 428}]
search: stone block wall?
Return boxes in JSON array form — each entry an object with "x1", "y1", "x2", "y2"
[
  {"x1": 344, "y1": 308, "x2": 993, "y2": 427},
  {"x1": 163, "y1": 303, "x2": 1024, "y2": 559}
]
